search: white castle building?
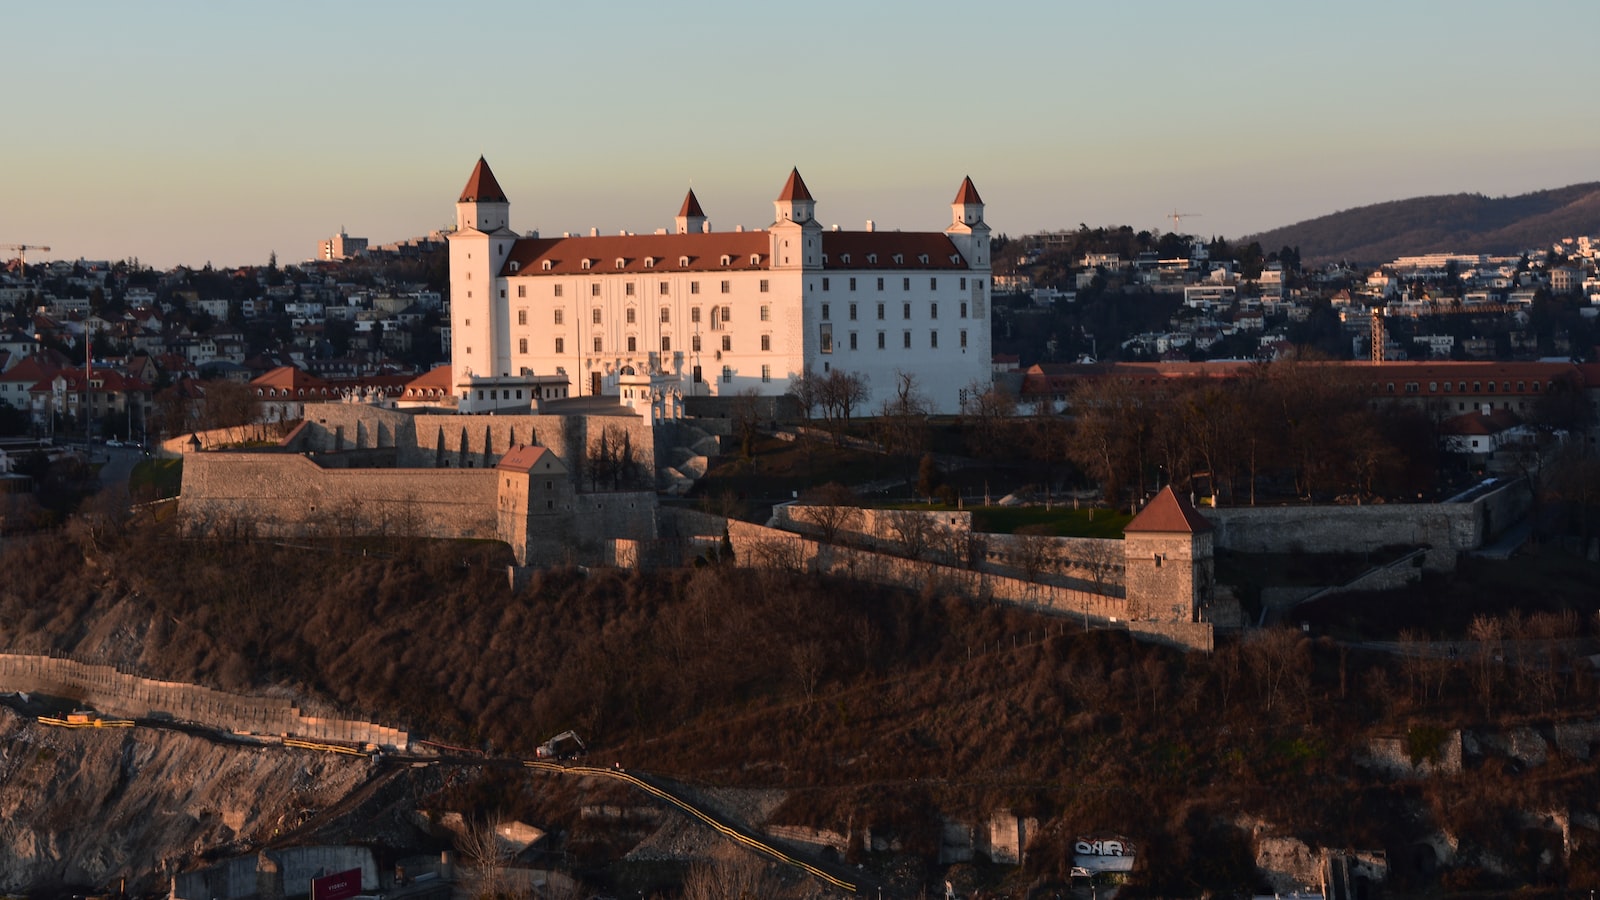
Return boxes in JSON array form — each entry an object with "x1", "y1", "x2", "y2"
[{"x1": 448, "y1": 158, "x2": 993, "y2": 415}]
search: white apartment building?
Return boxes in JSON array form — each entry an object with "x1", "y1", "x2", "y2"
[{"x1": 448, "y1": 158, "x2": 993, "y2": 414}]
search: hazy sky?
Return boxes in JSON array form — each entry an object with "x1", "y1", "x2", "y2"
[{"x1": 5, "y1": 0, "x2": 1596, "y2": 269}]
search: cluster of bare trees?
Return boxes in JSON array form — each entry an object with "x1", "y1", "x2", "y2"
[
  {"x1": 1065, "y1": 358, "x2": 1436, "y2": 505},
  {"x1": 786, "y1": 367, "x2": 870, "y2": 432},
  {"x1": 584, "y1": 424, "x2": 648, "y2": 491}
]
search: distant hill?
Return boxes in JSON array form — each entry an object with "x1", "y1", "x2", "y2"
[{"x1": 1244, "y1": 182, "x2": 1600, "y2": 265}]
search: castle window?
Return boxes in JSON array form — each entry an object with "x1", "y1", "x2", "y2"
[
  {"x1": 849, "y1": 277, "x2": 857, "y2": 291},
  {"x1": 722, "y1": 305, "x2": 731, "y2": 321},
  {"x1": 517, "y1": 309, "x2": 527, "y2": 325},
  {"x1": 877, "y1": 331, "x2": 886, "y2": 349},
  {"x1": 903, "y1": 302, "x2": 911, "y2": 319},
  {"x1": 903, "y1": 277, "x2": 910, "y2": 290},
  {"x1": 691, "y1": 307, "x2": 701, "y2": 323},
  {"x1": 625, "y1": 283, "x2": 635, "y2": 297},
  {"x1": 692, "y1": 334, "x2": 701, "y2": 352},
  {"x1": 823, "y1": 277, "x2": 830, "y2": 291},
  {"x1": 720, "y1": 280, "x2": 730, "y2": 293},
  {"x1": 593, "y1": 336, "x2": 602, "y2": 352},
  {"x1": 627, "y1": 336, "x2": 637, "y2": 352},
  {"x1": 720, "y1": 255, "x2": 731, "y2": 266},
  {"x1": 509, "y1": 261, "x2": 519, "y2": 272},
  {"x1": 554, "y1": 284, "x2": 563, "y2": 297},
  {"x1": 722, "y1": 365, "x2": 732, "y2": 383},
  {"x1": 661, "y1": 336, "x2": 671, "y2": 352},
  {"x1": 761, "y1": 334, "x2": 771, "y2": 351},
  {"x1": 660, "y1": 307, "x2": 670, "y2": 323},
  {"x1": 931, "y1": 302, "x2": 938, "y2": 319},
  {"x1": 893, "y1": 254, "x2": 903, "y2": 265},
  {"x1": 822, "y1": 303, "x2": 830, "y2": 320},
  {"x1": 626, "y1": 308, "x2": 636, "y2": 324},
  {"x1": 721, "y1": 335, "x2": 731, "y2": 352},
  {"x1": 849, "y1": 332, "x2": 858, "y2": 350},
  {"x1": 867, "y1": 254, "x2": 878, "y2": 264},
  {"x1": 555, "y1": 337, "x2": 565, "y2": 353},
  {"x1": 518, "y1": 336, "x2": 528, "y2": 352},
  {"x1": 616, "y1": 258, "x2": 626, "y2": 269},
  {"x1": 690, "y1": 281, "x2": 700, "y2": 294},
  {"x1": 903, "y1": 331, "x2": 911, "y2": 349},
  {"x1": 761, "y1": 364, "x2": 771, "y2": 382},
  {"x1": 960, "y1": 301, "x2": 967, "y2": 318},
  {"x1": 819, "y1": 324, "x2": 833, "y2": 353},
  {"x1": 680, "y1": 256, "x2": 690, "y2": 266},
  {"x1": 517, "y1": 285, "x2": 526, "y2": 299},
  {"x1": 930, "y1": 276, "x2": 937, "y2": 289},
  {"x1": 582, "y1": 259, "x2": 593, "y2": 269},
  {"x1": 759, "y1": 280, "x2": 769, "y2": 293},
  {"x1": 760, "y1": 305, "x2": 770, "y2": 321},
  {"x1": 751, "y1": 254, "x2": 761, "y2": 265},
  {"x1": 960, "y1": 277, "x2": 967, "y2": 290},
  {"x1": 592, "y1": 308, "x2": 602, "y2": 324},
  {"x1": 644, "y1": 257, "x2": 656, "y2": 268},
  {"x1": 591, "y1": 284, "x2": 600, "y2": 297},
  {"x1": 950, "y1": 254, "x2": 960, "y2": 264},
  {"x1": 849, "y1": 302, "x2": 857, "y2": 320},
  {"x1": 921, "y1": 256, "x2": 931, "y2": 266},
  {"x1": 542, "y1": 260, "x2": 552, "y2": 271},
  {"x1": 930, "y1": 331, "x2": 938, "y2": 348},
  {"x1": 960, "y1": 329, "x2": 968, "y2": 349}
]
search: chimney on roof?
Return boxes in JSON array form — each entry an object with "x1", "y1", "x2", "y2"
[
  {"x1": 866, "y1": 220, "x2": 875, "y2": 232},
  {"x1": 735, "y1": 225, "x2": 744, "y2": 233},
  {"x1": 831, "y1": 224, "x2": 839, "y2": 231},
  {"x1": 589, "y1": 227, "x2": 598, "y2": 237},
  {"x1": 702, "y1": 221, "x2": 711, "y2": 233}
]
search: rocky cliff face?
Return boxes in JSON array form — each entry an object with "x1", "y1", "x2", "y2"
[{"x1": 0, "y1": 706, "x2": 373, "y2": 895}]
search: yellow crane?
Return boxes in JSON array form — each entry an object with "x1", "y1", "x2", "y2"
[
  {"x1": 1369, "y1": 301, "x2": 1515, "y2": 363},
  {"x1": 1166, "y1": 210, "x2": 1201, "y2": 230},
  {"x1": 2, "y1": 243, "x2": 51, "y2": 278}
]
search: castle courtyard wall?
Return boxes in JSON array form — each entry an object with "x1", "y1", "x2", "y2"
[{"x1": 180, "y1": 452, "x2": 497, "y2": 539}]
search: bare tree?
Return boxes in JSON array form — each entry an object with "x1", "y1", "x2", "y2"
[
  {"x1": 884, "y1": 508, "x2": 938, "y2": 561},
  {"x1": 960, "y1": 378, "x2": 1017, "y2": 458},
  {"x1": 680, "y1": 850, "x2": 795, "y2": 900},
  {"x1": 729, "y1": 388, "x2": 763, "y2": 460},
  {"x1": 876, "y1": 369, "x2": 930, "y2": 458},
  {"x1": 456, "y1": 816, "x2": 515, "y2": 900},
  {"x1": 797, "y1": 482, "x2": 860, "y2": 545}
]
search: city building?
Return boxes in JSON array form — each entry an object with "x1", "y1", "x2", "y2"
[{"x1": 447, "y1": 158, "x2": 993, "y2": 414}]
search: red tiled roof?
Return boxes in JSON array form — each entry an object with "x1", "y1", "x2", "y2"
[
  {"x1": 0, "y1": 355, "x2": 61, "y2": 385},
  {"x1": 403, "y1": 364, "x2": 453, "y2": 396},
  {"x1": 953, "y1": 176, "x2": 983, "y2": 205},
  {"x1": 497, "y1": 444, "x2": 552, "y2": 472},
  {"x1": 458, "y1": 156, "x2": 508, "y2": 203},
  {"x1": 678, "y1": 189, "x2": 705, "y2": 218},
  {"x1": 821, "y1": 233, "x2": 969, "y2": 270},
  {"x1": 1125, "y1": 486, "x2": 1213, "y2": 534},
  {"x1": 1439, "y1": 409, "x2": 1521, "y2": 436},
  {"x1": 251, "y1": 365, "x2": 332, "y2": 392},
  {"x1": 777, "y1": 168, "x2": 813, "y2": 202},
  {"x1": 504, "y1": 232, "x2": 769, "y2": 276}
]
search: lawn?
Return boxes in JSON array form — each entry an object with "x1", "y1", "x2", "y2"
[{"x1": 130, "y1": 458, "x2": 183, "y2": 501}]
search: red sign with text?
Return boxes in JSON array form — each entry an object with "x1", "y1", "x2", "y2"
[{"x1": 312, "y1": 867, "x2": 362, "y2": 900}]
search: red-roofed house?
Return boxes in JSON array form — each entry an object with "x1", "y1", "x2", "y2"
[{"x1": 448, "y1": 157, "x2": 993, "y2": 415}]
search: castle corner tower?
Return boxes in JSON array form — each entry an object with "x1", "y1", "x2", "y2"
[{"x1": 1123, "y1": 486, "x2": 1215, "y2": 622}]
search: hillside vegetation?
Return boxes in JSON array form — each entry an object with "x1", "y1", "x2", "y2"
[
  {"x1": 1245, "y1": 182, "x2": 1600, "y2": 265},
  {"x1": 3, "y1": 514, "x2": 1600, "y2": 895}
]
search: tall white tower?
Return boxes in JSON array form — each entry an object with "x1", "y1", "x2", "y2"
[
  {"x1": 449, "y1": 157, "x2": 520, "y2": 410},
  {"x1": 770, "y1": 168, "x2": 822, "y2": 270}
]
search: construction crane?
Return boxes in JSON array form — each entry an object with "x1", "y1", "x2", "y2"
[
  {"x1": 1166, "y1": 211, "x2": 1201, "y2": 231},
  {"x1": 2, "y1": 244, "x2": 51, "y2": 278},
  {"x1": 1369, "y1": 301, "x2": 1515, "y2": 363}
]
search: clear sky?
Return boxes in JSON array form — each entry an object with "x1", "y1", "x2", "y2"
[{"x1": 4, "y1": 0, "x2": 1596, "y2": 269}]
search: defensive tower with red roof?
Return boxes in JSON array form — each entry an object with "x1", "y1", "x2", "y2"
[{"x1": 1123, "y1": 486, "x2": 1215, "y2": 623}]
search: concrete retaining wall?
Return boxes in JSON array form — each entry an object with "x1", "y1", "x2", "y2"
[
  {"x1": 0, "y1": 653, "x2": 409, "y2": 750},
  {"x1": 171, "y1": 846, "x2": 377, "y2": 900}
]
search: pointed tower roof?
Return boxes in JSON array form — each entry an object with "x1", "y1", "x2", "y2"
[
  {"x1": 776, "y1": 168, "x2": 813, "y2": 202},
  {"x1": 1124, "y1": 486, "x2": 1213, "y2": 534},
  {"x1": 678, "y1": 189, "x2": 706, "y2": 218},
  {"x1": 953, "y1": 176, "x2": 984, "y2": 205},
  {"x1": 458, "y1": 156, "x2": 508, "y2": 203}
]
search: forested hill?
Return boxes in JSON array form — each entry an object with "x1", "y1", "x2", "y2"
[{"x1": 1244, "y1": 182, "x2": 1600, "y2": 265}]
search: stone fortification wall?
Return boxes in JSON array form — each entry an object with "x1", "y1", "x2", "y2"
[
  {"x1": 688, "y1": 513, "x2": 1133, "y2": 625},
  {"x1": 1202, "y1": 480, "x2": 1531, "y2": 569},
  {"x1": 172, "y1": 846, "x2": 377, "y2": 900},
  {"x1": 180, "y1": 452, "x2": 497, "y2": 539},
  {"x1": 776, "y1": 503, "x2": 1125, "y2": 594},
  {"x1": 0, "y1": 654, "x2": 409, "y2": 750}
]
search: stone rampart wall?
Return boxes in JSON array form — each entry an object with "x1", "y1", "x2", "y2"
[
  {"x1": 1202, "y1": 480, "x2": 1531, "y2": 569},
  {"x1": 180, "y1": 452, "x2": 497, "y2": 539},
  {"x1": 0, "y1": 654, "x2": 409, "y2": 749}
]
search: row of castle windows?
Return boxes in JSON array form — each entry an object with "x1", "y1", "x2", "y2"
[
  {"x1": 1382, "y1": 379, "x2": 1553, "y2": 394},
  {"x1": 818, "y1": 276, "x2": 982, "y2": 293},
  {"x1": 821, "y1": 301, "x2": 968, "y2": 321},
  {"x1": 514, "y1": 280, "x2": 767, "y2": 299},
  {"x1": 517, "y1": 333, "x2": 751, "y2": 355},
  {"x1": 515, "y1": 305, "x2": 756, "y2": 328},
  {"x1": 818, "y1": 330, "x2": 968, "y2": 352}
]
